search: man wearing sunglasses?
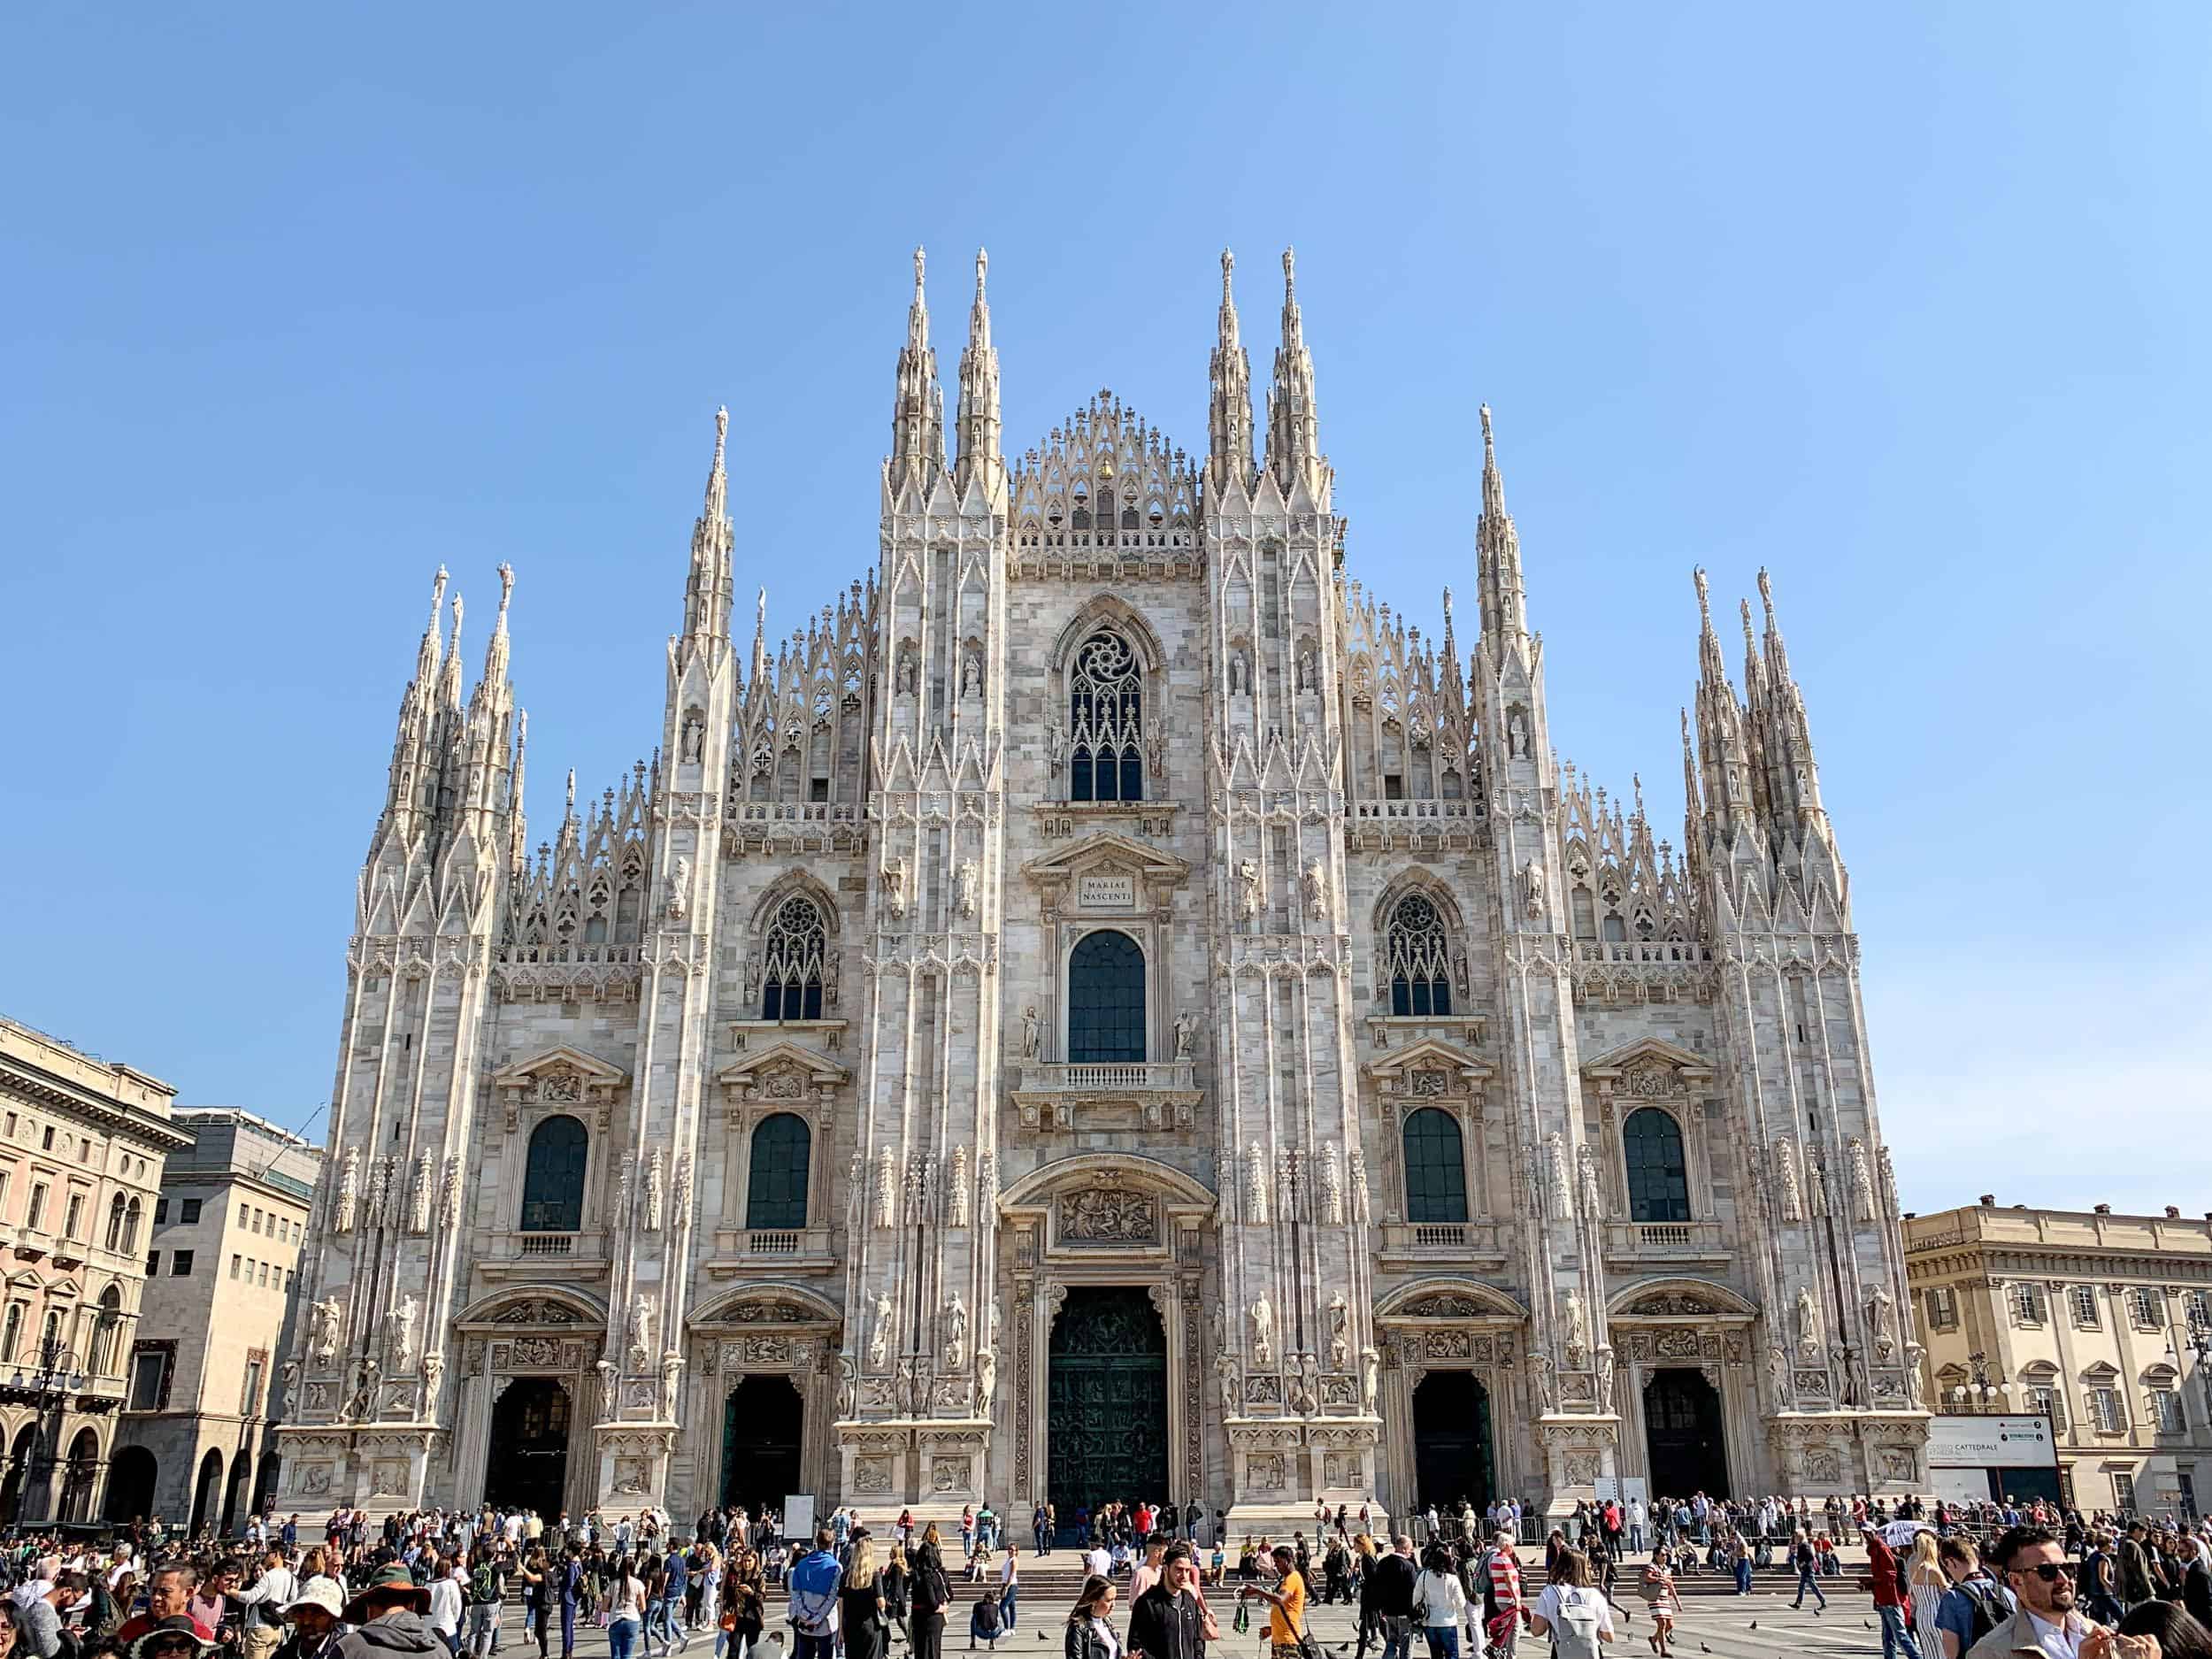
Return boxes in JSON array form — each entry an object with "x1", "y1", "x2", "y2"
[{"x1": 1963, "y1": 1526, "x2": 2154, "y2": 1659}]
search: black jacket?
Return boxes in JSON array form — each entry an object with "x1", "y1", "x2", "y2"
[
  {"x1": 1126, "y1": 1585, "x2": 1206, "y2": 1659},
  {"x1": 1064, "y1": 1618, "x2": 1119, "y2": 1659},
  {"x1": 1363, "y1": 1553, "x2": 1417, "y2": 1620}
]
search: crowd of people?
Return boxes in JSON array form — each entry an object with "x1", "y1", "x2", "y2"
[{"x1": 10, "y1": 1483, "x2": 2212, "y2": 1659}]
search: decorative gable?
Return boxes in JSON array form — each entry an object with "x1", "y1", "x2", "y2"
[
  {"x1": 1362, "y1": 1035, "x2": 1494, "y2": 1100},
  {"x1": 1021, "y1": 830, "x2": 1190, "y2": 915},
  {"x1": 489, "y1": 1045, "x2": 628, "y2": 1131},
  {"x1": 1580, "y1": 1036, "x2": 1715, "y2": 1105},
  {"x1": 717, "y1": 1041, "x2": 849, "y2": 1119}
]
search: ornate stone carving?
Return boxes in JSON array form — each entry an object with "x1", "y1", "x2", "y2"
[
  {"x1": 1348, "y1": 1147, "x2": 1370, "y2": 1221},
  {"x1": 874, "y1": 1146, "x2": 896, "y2": 1230},
  {"x1": 1321, "y1": 1142, "x2": 1344, "y2": 1225},
  {"x1": 1249, "y1": 1295, "x2": 1274, "y2": 1368},
  {"x1": 869, "y1": 1292, "x2": 894, "y2": 1371},
  {"x1": 1057, "y1": 1179, "x2": 1156, "y2": 1245},
  {"x1": 949, "y1": 1145, "x2": 971, "y2": 1228},
  {"x1": 1847, "y1": 1136, "x2": 1877, "y2": 1222},
  {"x1": 1244, "y1": 1142, "x2": 1269, "y2": 1225},
  {"x1": 1794, "y1": 1285, "x2": 1822, "y2": 1361},
  {"x1": 644, "y1": 1148, "x2": 665, "y2": 1232},
  {"x1": 1774, "y1": 1139, "x2": 1804, "y2": 1223},
  {"x1": 334, "y1": 1147, "x2": 360, "y2": 1233}
]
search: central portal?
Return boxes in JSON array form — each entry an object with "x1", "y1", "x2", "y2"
[
  {"x1": 1643, "y1": 1369, "x2": 1729, "y2": 1499},
  {"x1": 485, "y1": 1378, "x2": 572, "y2": 1518},
  {"x1": 1048, "y1": 1286, "x2": 1168, "y2": 1515}
]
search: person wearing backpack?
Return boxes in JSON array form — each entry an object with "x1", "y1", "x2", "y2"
[
  {"x1": 464, "y1": 1548, "x2": 505, "y2": 1659},
  {"x1": 1929, "y1": 1537, "x2": 2011, "y2": 1659},
  {"x1": 1529, "y1": 1549, "x2": 1613, "y2": 1659}
]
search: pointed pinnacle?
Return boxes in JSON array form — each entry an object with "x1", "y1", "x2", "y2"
[
  {"x1": 428, "y1": 566, "x2": 450, "y2": 626},
  {"x1": 1758, "y1": 565, "x2": 1778, "y2": 628},
  {"x1": 1282, "y1": 246, "x2": 1296, "y2": 300},
  {"x1": 1693, "y1": 567, "x2": 1712, "y2": 626},
  {"x1": 975, "y1": 247, "x2": 987, "y2": 299},
  {"x1": 913, "y1": 245, "x2": 926, "y2": 293},
  {"x1": 565, "y1": 769, "x2": 576, "y2": 818},
  {"x1": 1479, "y1": 403, "x2": 1495, "y2": 465},
  {"x1": 714, "y1": 405, "x2": 729, "y2": 465},
  {"x1": 496, "y1": 561, "x2": 515, "y2": 619}
]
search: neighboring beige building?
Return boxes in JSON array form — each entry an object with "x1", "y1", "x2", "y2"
[
  {"x1": 0, "y1": 1016, "x2": 188, "y2": 1525},
  {"x1": 282, "y1": 251, "x2": 1927, "y2": 1525},
  {"x1": 114, "y1": 1109, "x2": 319, "y2": 1532},
  {"x1": 1905, "y1": 1199, "x2": 2212, "y2": 1517}
]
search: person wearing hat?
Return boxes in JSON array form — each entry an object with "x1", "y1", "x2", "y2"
[
  {"x1": 333, "y1": 1565, "x2": 442, "y2": 1659},
  {"x1": 273, "y1": 1578, "x2": 345, "y2": 1659},
  {"x1": 127, "y1": 1616, "x2": 221, "y2": 1659}
]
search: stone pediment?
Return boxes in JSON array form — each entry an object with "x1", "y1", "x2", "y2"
[
  {"x1": 1362, "y1": 1036, "x2": 1494, "y2": 1094},
  {"x1": 1020, "y1": 831, "x2": 1189, "y2": 910},
  {"x1": 1579, "y1": 1036, "x2": 1715, "y2": 1083},
  {"x1": 717, "y1": 1040, "x2": 849, "y2": 1109},
  {"x1": 489, "y1": 1045, "x2": 628, "y2": 1128},
  {"x1": 1605, "y1": 1274, "x2": 1759, "y2": 1321}
]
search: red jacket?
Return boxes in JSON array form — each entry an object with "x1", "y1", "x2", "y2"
[{"x1": 1863, "y1": 1533, "x2": 1904, "y2": 1609}]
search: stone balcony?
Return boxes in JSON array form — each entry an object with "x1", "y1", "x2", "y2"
[
  {"x1": 703, "y1": 1226, "x2": 840, "y2": 1277},
  {"x1": 1601, "y1": 1219, "x2": 1732, "y2": 1267},
  {"x1": 1009, "y1": 1061, "x2": 1202, "y2": 1136},
  {"x1": 1374, "y1": 1218, "x2": 1509, "y2": 1271},
  {"x1": 479, "y1": 1230, "x2": 613, "y2": 1281}
]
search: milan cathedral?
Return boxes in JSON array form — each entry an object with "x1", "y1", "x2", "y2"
[{"x1": 276, "y1": 249, "x2": 1928, "y2": 1525}]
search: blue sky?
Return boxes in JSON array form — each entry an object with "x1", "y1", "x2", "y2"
[{"x1": 4, "y1": 4, "x2": 2207, "y2": 1214}]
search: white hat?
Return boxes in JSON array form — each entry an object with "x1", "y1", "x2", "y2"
[{"x1": 283, "y1": 1578, "x2": 345, "y2": 1620}]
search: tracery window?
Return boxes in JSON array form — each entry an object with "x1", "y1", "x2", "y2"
[
  {"x1": 1066, "y1": 930, "x2": 1145, "y2": 1064},
  {"x1": 1622, "y1": 1107, "x2": 1691, "y2": 1223},
  {"x1": 518, "y1": 1115, "x2": 588, "y2": 1233},
  {"x1": 1402, "y1": 1108, "x2": 1469, "y2": 1224},
  {"x1": 745, "y1": 1113, "x2": 811, "y2": 1231},
  {"x1": 1069, "y1": 631, "x2": 1143, "y2": 803},
  {"x1": 759, "y1": 895, "x2": 827, "y2": 1021},
  {"x1": 1383, "y1": 894, "x2": 1453, "y2": 1017}
]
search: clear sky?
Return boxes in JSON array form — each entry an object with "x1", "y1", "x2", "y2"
[{"x1": 4, "y1": 4, "x2": 2207, "y2": 1215}]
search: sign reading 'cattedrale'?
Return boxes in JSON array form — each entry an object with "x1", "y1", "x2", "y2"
[{"x1": 278, "y1": 249, "x2": 1925, "y2": 1525}]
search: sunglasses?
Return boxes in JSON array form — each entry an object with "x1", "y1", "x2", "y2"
[{"x1": 2016, "y1": 1563, "x2": 2077, "y2": 1583}]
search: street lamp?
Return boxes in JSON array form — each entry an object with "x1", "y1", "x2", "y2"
[
  {"x1": 1950, "y1": 1350, "x2": 2008, "y2": 1413},
  {"x1": 5, "y1": 1337, "x2": 85, "y2": 1529},
  {"x1": 2166, "y1": 1306, "x2": 2211, "y2": 1429}
]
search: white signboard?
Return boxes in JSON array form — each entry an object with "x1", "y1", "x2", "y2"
[
  {"x1": 1932, "y1": 1467, "x2": 1993, "y2": 1506},
  {"x1": 784, "y1": 1494, "x2": 816, "y2": 1542},
  {"x1": 1079, "y1": 874, "x2": 1136, "y2": 909},
  {"x1": 1927, "y1": 1414, "x2": 2057, "y2": 1470}
]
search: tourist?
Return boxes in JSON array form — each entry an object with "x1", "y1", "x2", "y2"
[
  {"x1": 1861, "y1": 1525, "x2": 1921, "y2": 1659},
  {"x1": 1063, "y1": 1578, "x2": 1118, "y2": 1659},
  {"x1": 1963, "y1": 1526, "x2": 2126, "y2": 1659},
  {"x1": 909, "y1": 1527, "x2": 950, "y2": 1659},
  {"x1": 841, "y1": 1539, "x2": 887, "y2": 1659},
  {"x1": 1637, "y1": 1553, "x2": 1677, "y2": 1658},
  {"x1": 425, "y1": 1560, "x2": 463, "y2": 1658},
  {"x1": 464, "y1": 1548, "x2": 505, "y2": 1659},
  {"x1": 1787, "y1": 1530, "x2": 1824, "y2": 1611},
  {"x1": 127, "y1": 1618, "x2": 220, "y2": 1659},
  {"x1": 1527, "y1": 1549, "x2": 1612, "y2": 1655},
  {"x1": 1235, "y1": 1546, "x2": 1307, "y2": 1659},
  {"x1": 235, "y1": 1548, "x2": 300, "y2": 1659},
  {"x1": 1360, "y1": 1535, "x2": 1415, "y2": 1659},
  {"x1": 2117, "y1": 1601, "x2": 2212, "y2": 1657},
  {"x1": 998, "y1": 1546, "x2": 1020, "y2": 1633},
  {"x1": 1931, "y1": 1537, "x2": 2009, "y2": 1659},
  {"x1": 1126, "y1": 1543, "x2": 1210, "y2": 1659},
  {"x1": 1903, "y1": 1532, "x2": 1947, "y2": 1654},
  {"x1": 2119, "y1": 1522, "x2": 2158, "y2": 1613},
  {"x1": 271, "y1": 1579, "x2": 344, "y2": 1659},
  {"x1": 1409, "y1": 1547, "x2": 1464, "y2": 1659},
  {"x1": 1482, "y1": 1534, "x2": 1523, "y2": 1659},
  {"x1": 604, "y1": 1559, "x2": 647, "y2": 1659},
  {"x1": 333, "y1": 1565, "x2": 440, "y2": 1659}
]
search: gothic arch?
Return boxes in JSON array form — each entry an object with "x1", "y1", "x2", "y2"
[
  {"x1": 1605, "y1": 1276, "x2": 1760, "y2": 1321},
  {"x1": 743, "y1": 869, "x2": 844, "y2": 941},
  {"x1": 1048, "y1": 595, "x2": 1168, "y2": 677},
  {"x1": 1371, "y1": 868, "x2": 1469, "y2": 937},
  {"x1": 1375, "y1": 1278, "x2": 1532, "y2": 1325},
  {"x1": 451, "y1": 1286, "x2": 609, "y2": 1333}
]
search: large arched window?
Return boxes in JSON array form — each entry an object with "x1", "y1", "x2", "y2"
[
  {"x1": 759, "y1": 895, "x2": 826, "y2": 1021},
  {"x1": 123, "y1": 1198, "x2": 142, "y2": 1253},
  {"x1": 518, "y1": 1115, "x2": 588, "y2": 1233},
  {"x1": 1069, "y1": 631, "x2": 1143, "y2": 803},
  {"x1": 92, "y1": 1286, "x2": 122, "y2": 1377},
  {"x1": 1066, "y1": 930, "x2": 1146, "y2": 1064},
  {"x1": 1383, "y1": 893, "x2": 1453, "y2": 1017},
  {"x1": 104, "y1": 1194, "x2": 127, "y2": 1252},
  {"x1": 1402, "y1": 1108, "x2": 1470, "y2": 1224},
  {"x1": 1622, "y1": 1107, "x2": 1691, "y2": 1223},
  {"x1": 745, "y1": 1114, "x2": 811, "y2": 1231}
]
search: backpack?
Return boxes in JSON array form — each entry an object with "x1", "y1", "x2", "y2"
[
  {"x1": 471, "y1": 1563, "x2": 500, "y2": 1606},
  {"x1": 1548, "y1": 1587, "x2": 1603, "y2": 1659},
  {"x1": 1952, "y1": 1579, "x2": 2008, "y2": 1646}
]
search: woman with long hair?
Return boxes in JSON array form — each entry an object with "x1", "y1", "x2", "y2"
[
  {"x1": 1063, "y1": 1577, "x2": 1119, "y2": 1659},
  {"x1": 605, "y1": 1555, "x2": 647, "y2": 1659},
  {"x1": 1903, "y1": 1530, "x2": 1946, "y2": 1652},
  {"x1": 910, "y1": 1525, "x2": 950, "y2": 1659},
  {"x1": 842, "y1": 1538, "x2": 887, "y2": 1659},
  {"x1": 2119, "y1": 1601, "x2": 2212, "y2": 1658},
  {"x1": 718, "y1": 1547, "x2": 764, "y2": 1659}
]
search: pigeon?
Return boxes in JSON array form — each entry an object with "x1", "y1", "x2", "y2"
[{"x1": 1748, "y1": 1620, "x2": 1757, "y2": 1629}]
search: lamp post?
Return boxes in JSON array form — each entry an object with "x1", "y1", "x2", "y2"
[
  {"x1": 1950, "y1": 1350, "x2": 2007, "y2": 1414},
  {"x1": 8, "y1": 1337, "x2": 86, "y2": 1529},
  {"x1": 2167, "y1": 1307, "x2": 2211, "y2": 1436}
]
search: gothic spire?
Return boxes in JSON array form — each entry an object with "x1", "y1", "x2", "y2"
[
  {"x1": 888, "y1": 246, "x2": 945, "y2": 488},
  {"x1": 1208, "y1": 248, "x2": 1254, "y2": 492},
  {"x1": 479, "y1": 562, "x2": 514, "y2": 703},
  {"x1": 417, "y1": 565, "x2": 449, "y2": 686},
  {"x1": 682, "y1": 408, "x2": 733, "y2": 646},
  {"x1": 1264, "y1": 247, "x2": 1320, "y2": 490},
  {"x1": 953, "y1": 248, "x2": 1002, "y2": 495},
  {"x1": 438, "y1": 593, "x2": 465, "y2": 710},
  {"x1": 1475, "y1": 404, "x2": 1529, "y2": 651},
  {"x1": 1690, "y1": 567, "x2": 1755, "y2": 836}
]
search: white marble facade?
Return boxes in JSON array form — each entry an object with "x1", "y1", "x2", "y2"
[{"x1": 276, "y1": 250, "x2": 1927, "y2": 1525}]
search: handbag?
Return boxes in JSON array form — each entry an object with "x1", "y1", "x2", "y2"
[{"x1": 1232, "y1": 1601, "x2": 1250, "y2": 1636}]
